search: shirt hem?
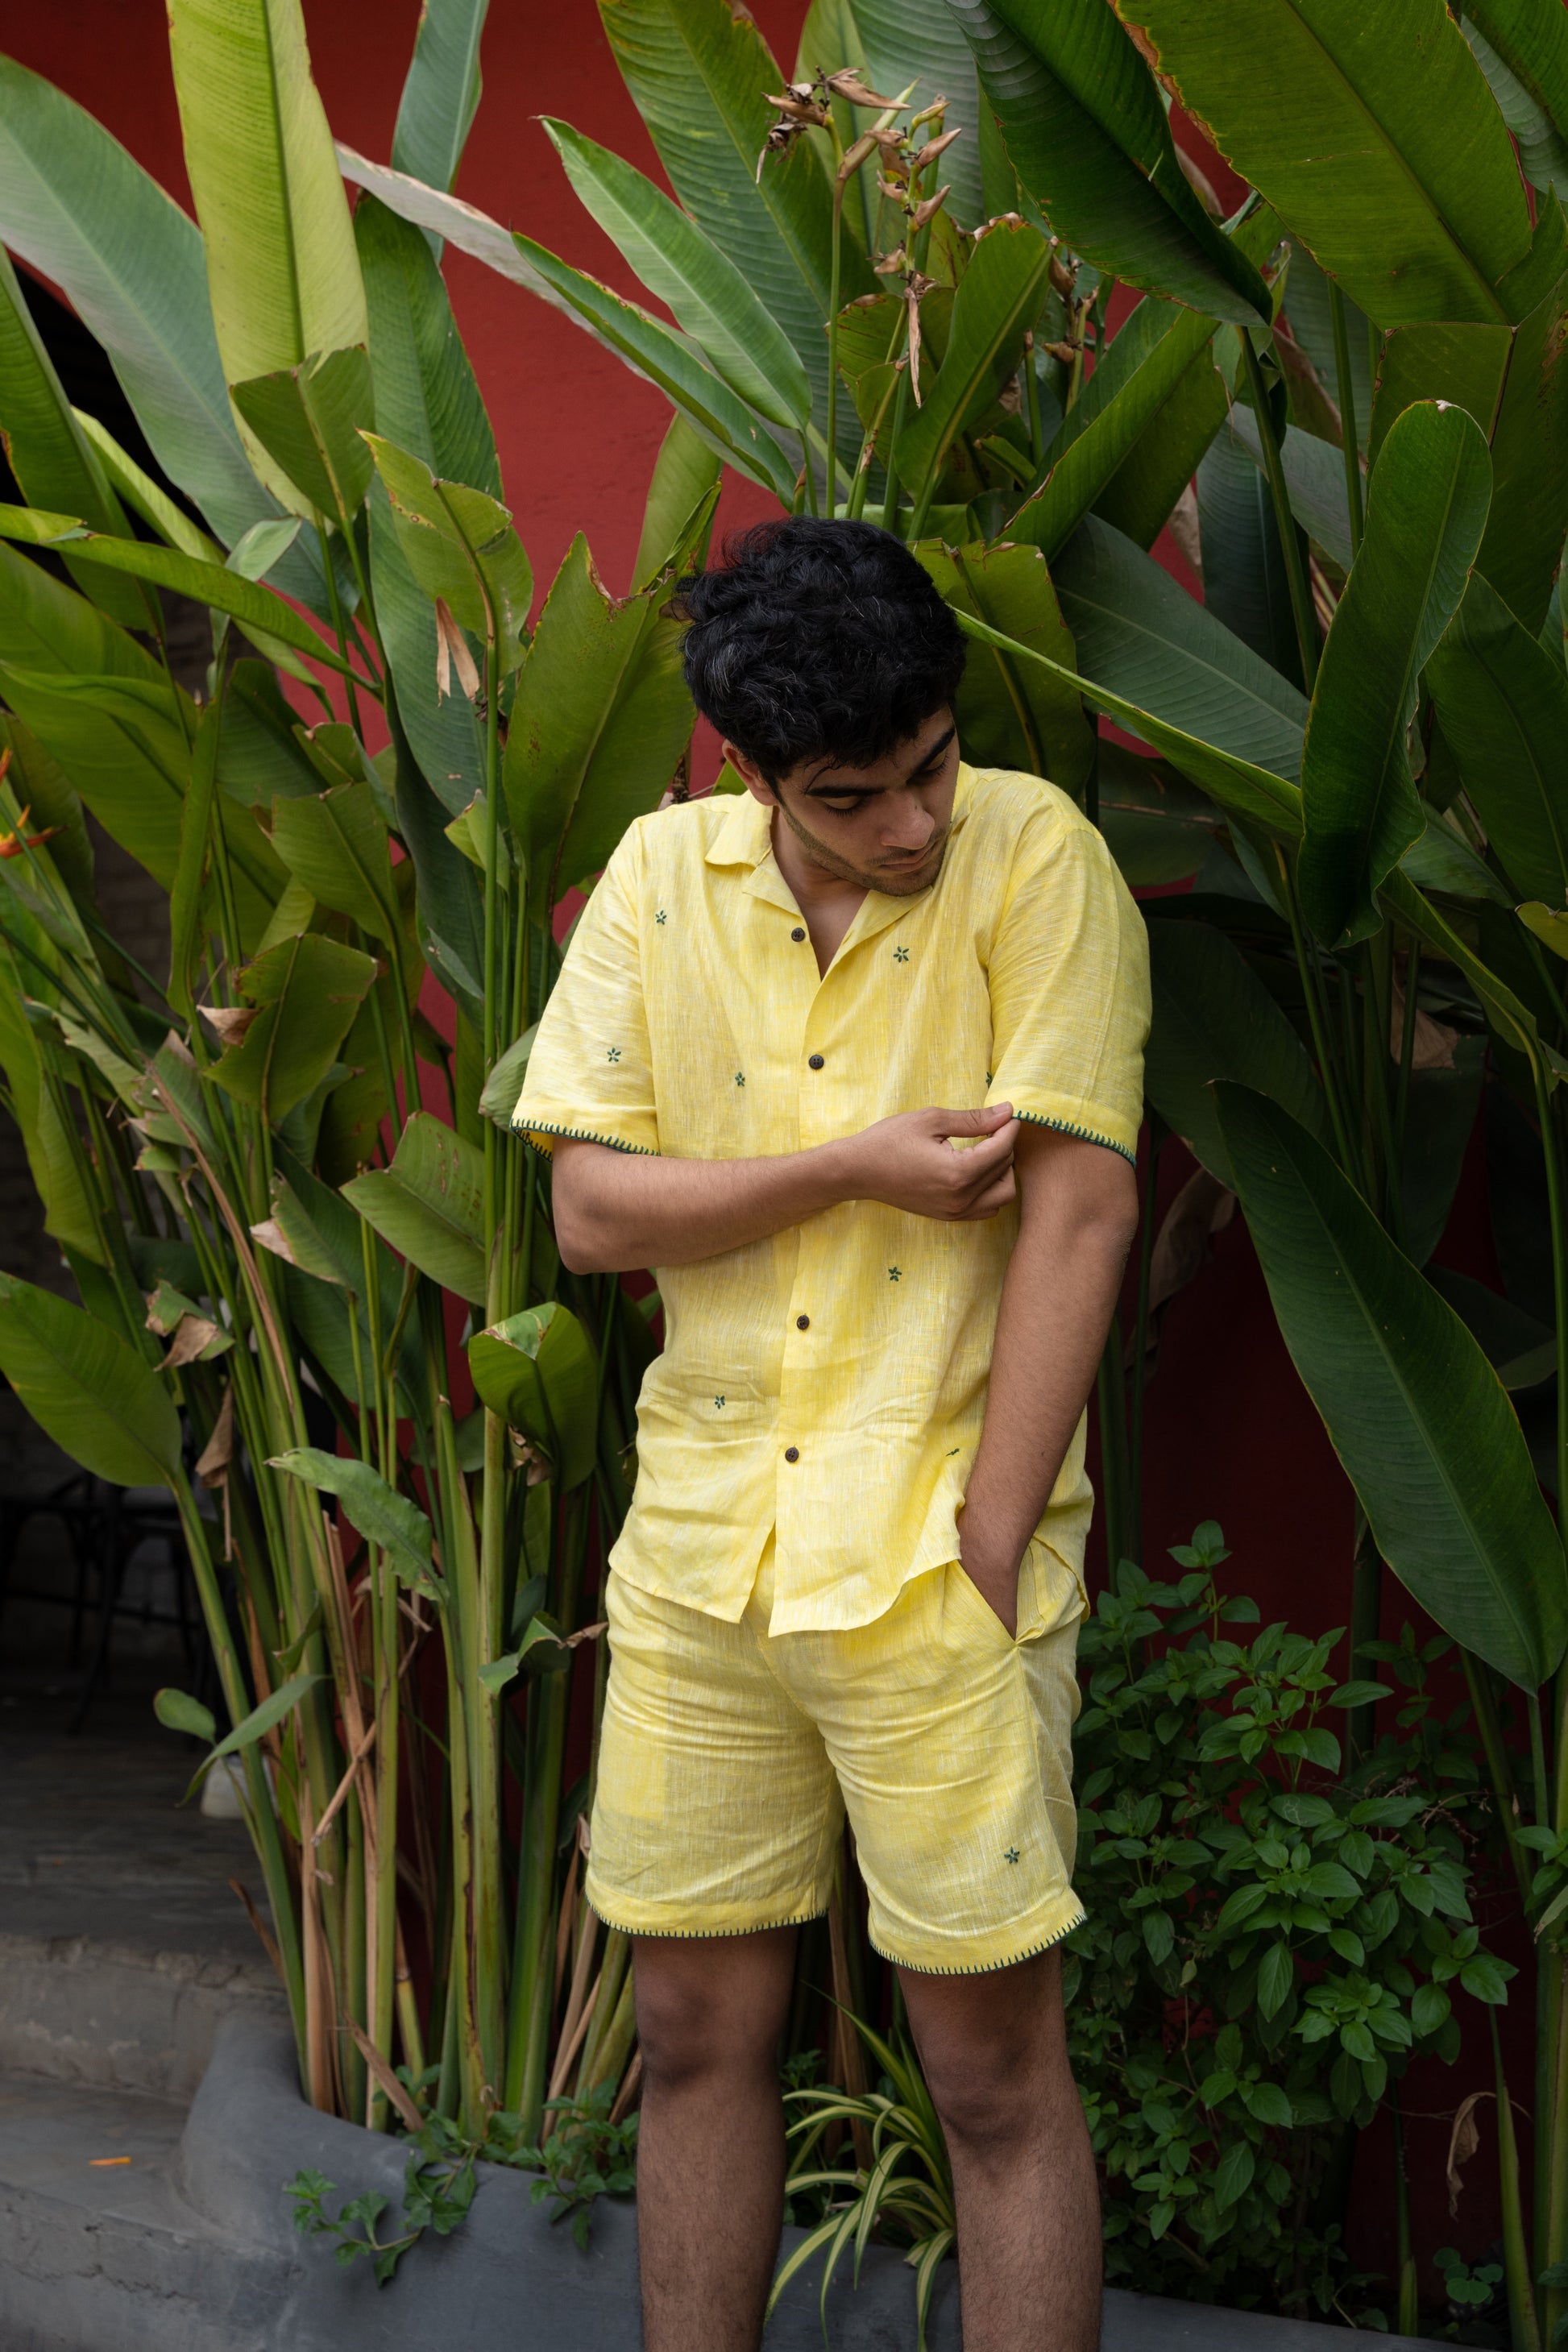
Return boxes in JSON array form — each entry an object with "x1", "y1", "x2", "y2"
[{"x1": 1014, "y1": 1108, "x2": 1136, "y2": 1168}]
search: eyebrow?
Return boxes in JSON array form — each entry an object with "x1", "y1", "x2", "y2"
[{"x1": 804, "y1": 723, "x2": 957, "y2": 797}]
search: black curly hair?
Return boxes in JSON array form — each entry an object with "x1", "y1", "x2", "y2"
[{"x1": 672, "y1": 516, "x2": 965, "y2": 787}]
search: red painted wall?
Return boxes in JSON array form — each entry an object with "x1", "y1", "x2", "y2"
[{"x1": 6, "y1": 0, "x2": 1520, "y2": 2299}]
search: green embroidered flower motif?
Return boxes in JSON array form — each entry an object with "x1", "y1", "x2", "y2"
[
  {"x1": 607, "y1": 1047, "x2": 622, "y2": 1064},
  {"x1": 888, "y1": 1266, "x2": 902, "y2": 1283},
  {"x1": 734, "y1": 1072, "x2": 745, "y2": 1087},
  {"x1": 893, "y1": 944, "x2": 909, "y2": 963},
  {"x1": 714, "y1": 1394, "x2": 726, "y2": 1410},
  {"x1": 1004, "y1": 1847, "x2": 1020, "y2": 1865},
  {"x1": 655, "y1": 909, "x2": 666, "y2": 925}
]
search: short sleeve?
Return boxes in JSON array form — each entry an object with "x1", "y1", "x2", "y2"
[
  {"x1": 512, "y1": 829, "x2": 659, "y2": 1157},
  {"x1": 985, "y1": 810, "x2": 1150, "y2": 1165}
]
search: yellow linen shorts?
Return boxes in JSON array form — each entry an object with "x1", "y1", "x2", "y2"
[{"x1": 585, "y1": 1537, "x2": 1087, "y2": 1975}]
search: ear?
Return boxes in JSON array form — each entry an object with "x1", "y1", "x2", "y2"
[{"x1": 722, "y1": 739, "x2": 776, "y2": 807}]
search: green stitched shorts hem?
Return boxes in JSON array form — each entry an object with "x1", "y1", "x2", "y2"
[
  {"x1": 868, "y1": 1898, "x2": 1086, "y2": 1978},
  {"x1": 585, "y1": 1898, "x2": 829, "y2": 1943}
]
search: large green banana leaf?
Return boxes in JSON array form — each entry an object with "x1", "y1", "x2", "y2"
[
  {"x1": 1144, "y1": 919, "x2": 1328, "y2": 1184},
  {"x1": 1367, "y1": 321, "x2": 1511, "y2": 469},
  {"x1": 167, "y1": 0, "x2": 368, "y2": 513},
  {"x1": 363, "y1": 432, "x2": 532, "y2": 661},
  {"x1": 1226, "y1": 408, "x2": 1354, "y2": 573},
  {"x1": 0, "y1": 944, "x2": 103, "y2": 1261},
  {"x1": 0, "y1": 249, "x2": 149, "y2": 628},
  {"x1": 230, "y1": 346, "x2": 375, "y2": 525},
  {"x1": 503, "y1": 535, "x2": 695, "y2": 925},
  {"x1": 633, "y1": 413, "x2": 723, "y2": 593},
  {"x1": 0, "y1": 666, "x2": 284, "y2": 948},
  {"x1": 1094, "y1": 743, "x2": 1223, "y2": 886},
  {"x1": 543, "y1": 118, "x2": 809, "y2": 432},
  {"x1": 271, "y1": 1450, "x2": 438, "y2": 1598},
  {"x1": 1197, "y1": 424, "x2": 1302, "y2": 687},
  {"x1": 206, "y1": 931, "x2": 377, "y2": 1126},
  {"x1": 0, "y1": 57, "x2": 288, "y2": 555},
  {"x1": 944, "y1": 0, "x2": 1270, "y2": 325},
  {"x1": 1278, "y1": 239, "x2": 1372, "y2": 451},
  {"x1": 1476, "y1": 203, "x2": 1568, "y2": 633},
  {"x1": 1106, "y1": 0, "x2": 1532, "y2": 327},
  {"x1": 596, "y1": 0, "x2": 865, "y2": 418},
  {"x1": 0, "y1": 1273, "x2": 182, "y2": 1487},
  {"x1": 356, "y1": 193, "x2": 492, "y2": 820},
  {"x1": 1012, "y1": 295, "x2": 1217, "y2": 560},
  {"x1": 0, "y1": 537, "x2": 161, "y2": 683},
  {"x1": 1426, "y1": 574, "x2": 1568, "y2": 909},
  {"x1": 392, "y1": 0, "x2": 489, "y2": 195},
  {"x1": 1054, "y1": 515, "x2": 1309, "y2": 779},
  {"x1": 1299, "y1": 400, "x2": 1491, "y2": 947},
  {"x1": 0, "y1": 509, "x2": 366, "y2": 682},
  {"x1": 269, "y1": 781, "x2": 404, "y2": 955},
  {"x1": 952, "y1": 606, "x2": 1302, "y2": 841},
  {"x1": 1214, "y1": 1083, "x2": 1567, "y2": 1689},
  {"x1": 467, "y1": 1304, "x2": 599, "y2": 1491},
  {"x1": 1462, "y1": 1, "x2": 1568, "y2": 197},
  {"x1": 913, "y1": 540, "x2": 1093, "y2": 790},
  {"x1": 336, "y1": 150, "x2": 795, "y2": 500},
  {"x1": 342, "y1": 1110, "x2": 487, "y2": 1303},
  {"x1": 1091, "y1": 345, "x2": 1227, "y2": 554}
]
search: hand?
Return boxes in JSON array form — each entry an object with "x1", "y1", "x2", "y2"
[
  {"x1": 837, "y1": 1104, "x2": 1019, "y2": 1223},
  {"x1": 956, "y1": 1513, "x2": 1022, "y2": 1637}
]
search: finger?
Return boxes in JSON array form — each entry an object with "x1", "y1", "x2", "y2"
[
  {"x1": 951, "y1": 1119, "x2": 1019, "y2": 1173},
  {"x1": 932, "y1": 1102, "x2": 1013, "y2": 1138},
  {"x1": 957, "y1": 1169, "x2": 1018, "y2": 1220}
]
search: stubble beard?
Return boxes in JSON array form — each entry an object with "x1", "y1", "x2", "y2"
[{"x1": 775, "y1": 794, "x2": 950, "y2": 898}]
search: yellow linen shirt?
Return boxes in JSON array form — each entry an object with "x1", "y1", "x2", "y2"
[{"x1": 514, "y1": 761, "x2": 1151, "y2": 1636}]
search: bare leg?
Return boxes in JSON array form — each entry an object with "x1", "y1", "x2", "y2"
[
  {"x1": 900, "y1": 1946, "x2": 1101, "y2": 2352},
  {"x1": 633, "y1": 1925, "x2": 798, "y2": 2352}
]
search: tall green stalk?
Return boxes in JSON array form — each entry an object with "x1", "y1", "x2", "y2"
[
  {"x1": 1236, "y1": 327, "x2": 1319, "y2": 692},
  {"x1": 1326, "y1": 280, "x2": 1364, "y2": 559}
]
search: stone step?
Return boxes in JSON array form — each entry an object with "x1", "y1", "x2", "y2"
[{"x1": 0, "y1": 2068, "x2": 288, "y2": 2352}]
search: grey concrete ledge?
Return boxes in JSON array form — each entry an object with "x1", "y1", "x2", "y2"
[
  {"x1": 175, "y1": 2019, "x2": 1454, "y2": 2352},
  {"x1": 0, "y1": 1927, "x2": 285, "y2": 2102}
]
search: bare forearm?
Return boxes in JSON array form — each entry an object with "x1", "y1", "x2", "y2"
[
  {"x1": 549, "y1": 1103, "x2": 1021, "y2": 1274},
  {"x1": 551, "y1": 1139, "x2": 857, "y2": 1271},
  {"x1": 961, "y1": 1145, "x2": 1138, "y2": 1608}
]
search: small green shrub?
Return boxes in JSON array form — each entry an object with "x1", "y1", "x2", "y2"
[{"x1": 1067, "y1": 1524, "x2": 1509, "y2": 2324}]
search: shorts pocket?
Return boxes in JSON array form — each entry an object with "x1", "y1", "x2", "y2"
[{"x1": 946, "y1": 1558, "x2": 1022, "y2": 1648}]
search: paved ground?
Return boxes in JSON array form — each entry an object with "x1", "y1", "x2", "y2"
[{"x1": 0, "y1": 1675, "x2": 266, "y2": 1970}]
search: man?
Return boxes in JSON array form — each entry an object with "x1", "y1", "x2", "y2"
[{"x1": 514, "y1": 517, "x2": 1149, "y2": 2352}]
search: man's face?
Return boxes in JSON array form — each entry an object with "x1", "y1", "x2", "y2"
[{"x1": 730, "y1": 709, "x2": 960, "y2": 897}]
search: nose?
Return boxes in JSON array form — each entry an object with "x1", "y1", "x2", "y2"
[{"x1": 882, "y1": 801, "x2": 938, "y2": 855}]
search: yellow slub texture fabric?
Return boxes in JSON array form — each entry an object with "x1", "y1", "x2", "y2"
[
  {"x1": 587, "y1": 1538, "x2": 1088, "y2": 1973},
  {"x1": 514, "y1": 762, "x2": 1151, "y2": 1636}
]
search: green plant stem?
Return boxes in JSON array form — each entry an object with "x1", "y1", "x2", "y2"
[
  {"x1": 1492, "y1": 2006, "x2": 1544, "y2": 2352},
  {"x1": 1388, "y1": 2084, "x2": 1418, "y2": 2337},
  {"x1": 1363, "y1": 929, "x2": 1402, "y2": 1243},
  {"x1": 1236, "y1": 327, "x2": 1319, "y2": 691},
  {"x1": 314, "y1": 515, "x2": 363, "y2": 737},
  {"x1": 1461, "y1": 1649, "x2": 1533, "y2": 1909},
  {"x1": 1274, "y1": 846, "x2": 1357, "y2": 1180},
  {"x1": 1531, "y1": 1053, "x2": 1568, "y2": 1532},
  {"x1": 1326, "y1": 280, "x2": 1363, "y2": 559},
  {"x1": 826, "y1": 179, "x2": 844, "y2": 517}
]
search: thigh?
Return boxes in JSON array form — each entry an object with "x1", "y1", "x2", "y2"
[
  {"x1": 783, "y1": 1562, "x2": 1085, "y2": 1977},
  {"x1": 587, "y1": 1571, "x2": 843, "y2": 1940}
]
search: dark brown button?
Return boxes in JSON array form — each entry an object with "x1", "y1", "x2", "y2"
[
  {"x1": 790, "y1": 926, "x2": 806, "y2": 942},
  {"x1": 784, "y1": 1446, "x2": 800, "y2": 1463},
  {"x1": 796, "y1": 1314, "x2": 810, "y2": 1330},
  {"x1": 807, "y1": 1052, "x2": 824, "y2": 1070}
]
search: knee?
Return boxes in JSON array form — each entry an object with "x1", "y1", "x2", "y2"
[
  {"x1": 921, "y1": 2022, "x2": 1076, "y2": 2151},
  {"x1": 634, "y1": 1959, "x2": 781, "y2": 2093}
]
